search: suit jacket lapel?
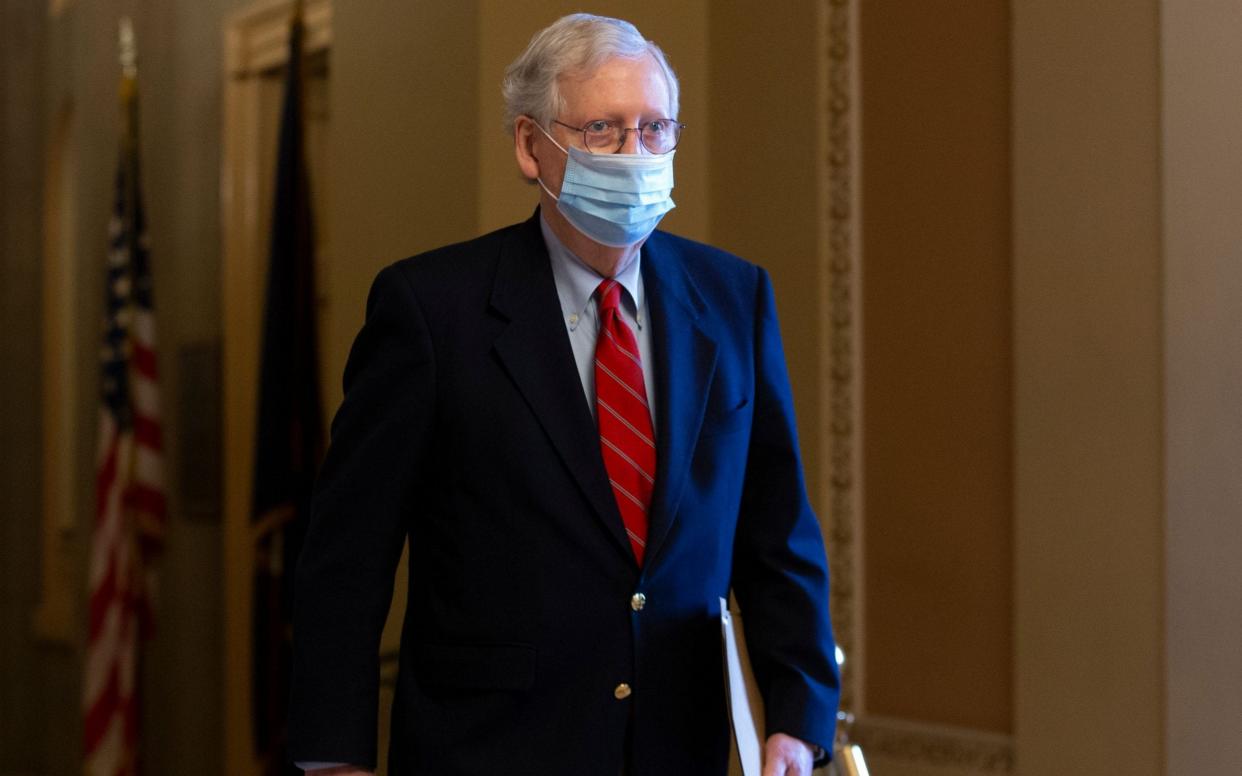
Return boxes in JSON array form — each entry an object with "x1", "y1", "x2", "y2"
[
  {"x1": 489, "y1": 214, "x2": 635, "y2": 562},
  {"x1": 643, "y1": 232, "x2": 718, "y2": 568}
]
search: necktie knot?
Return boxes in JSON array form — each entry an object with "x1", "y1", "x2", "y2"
[{"x1": 596, "y1": 278, "x2": 622, "y2": 315}]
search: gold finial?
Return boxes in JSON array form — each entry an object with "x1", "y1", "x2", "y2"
[{"x1": 118, "y1": 17, "x2": 137, "y2": 78}]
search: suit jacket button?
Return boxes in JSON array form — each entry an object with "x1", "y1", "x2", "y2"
[
  {"x1": 614, "y1": 682, "x2": 632, "y2": 700},
  {"x1": 630, "y1": 593, "x2": 647, "y2": 611}
]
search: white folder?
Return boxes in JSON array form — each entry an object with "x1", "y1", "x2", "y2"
[
  {"x1": 720, "y1": 597, "x2": 766, "y2": 776},
  {"x1": 720, "y1": 599, "x2": 870, "y2": 776}
]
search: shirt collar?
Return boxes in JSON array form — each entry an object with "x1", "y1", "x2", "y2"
[{"x1": 541, "y1": 214, "x2": 644, "y2": 322}]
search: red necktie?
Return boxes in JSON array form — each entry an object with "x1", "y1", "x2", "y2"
[{"x1": 594, "y1": 278, "x2": 656, "y2": 565}]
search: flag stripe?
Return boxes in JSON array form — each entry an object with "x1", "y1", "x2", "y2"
[
  {"x1": 129, "y1": 375, "x2": 160, "y2": 418},
  {"x1": 129, "y1": 341, "x2": 157, "y2": 378},
  {"x1": 124, "y1": 483, "x2": 167, "y2": 516},
  {"x1": 131, "y1": 443, "x2": 163, "y2": 486},
  {"x1": 131, "y1": 414, "x2": 162, "y2": 450},
  {"x1": 83, "y1": 666, "x2": 121, "y2": 750},
  {"x1": 88, "y1": 562, "x2": 118, "y2": 639}
]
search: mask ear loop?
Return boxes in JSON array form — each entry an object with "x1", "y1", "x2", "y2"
[
  {"x1": 531, "y1": 120, "x2": 569, "y2": 201},
  {"x1": 536, "y1": 177, "x2": 560, "y2": 202},
  {"x1": 534, "y1": 121, "x2": 570, "y2": 155}
]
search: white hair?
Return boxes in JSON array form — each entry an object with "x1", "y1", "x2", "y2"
[{"x1": 501, "y1": 13, "x2": 680, "y2": 135}]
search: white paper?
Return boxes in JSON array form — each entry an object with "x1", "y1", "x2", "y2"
[{"x1": 720, "y1": 597, "x2": 766, "y2": 776}]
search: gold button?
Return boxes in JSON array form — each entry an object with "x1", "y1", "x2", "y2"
[
  {"x1": 614, "y1": 682, "x2": 632, "y2": 700},
  {"x1": 630, "y1": 593, "x2": 647, "y2": 611}
]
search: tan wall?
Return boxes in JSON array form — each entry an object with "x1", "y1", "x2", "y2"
[
  {"x1": 324, "y1": 2, "x2": 480, "y2": 401},
  {"x1": 860, "y1": 0, "x2": 1013, "y2": 734},
  {"x1": 1012, "y1": 1, "x2": 1164, "y2": 774},
  {"x1": 137, "y1": 4, "x2": 250, "y2": 770},
  {"x1": 1161, "y1": 1, "x2": 1242, "y2": 772},
  {"x1": 707, "y1": 0, "x2": 827, "y2": 520}
]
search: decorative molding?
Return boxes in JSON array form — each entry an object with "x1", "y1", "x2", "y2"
[
  {"x1": 224, "y1": 0, "x2": 332, "y2": 78},
  {"x1": 819, "y1": 0, "x2": 863, "y2": 714},
  {"x1": 35, "y1": 98, "x2": 79, "y2": 645},
  {"x1": 852, "y1": 716, "x2": 1015, "y2": 773}
]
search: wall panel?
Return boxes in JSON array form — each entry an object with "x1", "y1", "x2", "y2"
[
  {"x1": 1012, "y1": 1, "x2": 1163, "y2": 774},
  {"x1": 1163, "y1": 0, "x2": 1242, "y2": 772},
  {"x1": 860, "y1": 0, "x2": 1013, "y2": 735}
]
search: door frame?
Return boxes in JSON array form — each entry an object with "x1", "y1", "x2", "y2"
[{"x1": 220, "y1": 2, "x2": 332, "y2": 773}]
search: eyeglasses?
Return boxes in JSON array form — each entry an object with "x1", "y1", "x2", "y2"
[{"x1": 551, "y1": 118, "x2": 684, "y2": 155}]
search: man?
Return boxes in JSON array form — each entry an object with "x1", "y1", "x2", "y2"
[{"x1": 290, "y1": 14, "x2": 839, "y2": 776}]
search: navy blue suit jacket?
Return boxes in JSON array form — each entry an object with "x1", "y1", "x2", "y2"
[{"x1": 290, "y1": 212, "x2": 839, "y2": 775}]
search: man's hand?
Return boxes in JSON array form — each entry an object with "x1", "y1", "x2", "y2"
[{"x1": 762, "y1": 732, "x2": 815, "y2": 776}]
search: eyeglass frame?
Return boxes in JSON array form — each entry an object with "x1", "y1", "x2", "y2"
[{"x1": 549, "y1": 117, "x2": 685, "y2": 155}]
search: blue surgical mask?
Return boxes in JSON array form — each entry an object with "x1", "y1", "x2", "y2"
[{"x1": 536, "y1": 125, "x2": 676, "y2": 247}]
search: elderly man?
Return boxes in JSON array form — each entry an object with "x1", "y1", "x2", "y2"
[{"x1": 290, "y1": 13, "x2": 839, "y2": 776}]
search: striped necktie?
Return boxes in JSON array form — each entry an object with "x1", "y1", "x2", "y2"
[{"x1": 594, "y1": 278, "x2": 656, "y2": 565}]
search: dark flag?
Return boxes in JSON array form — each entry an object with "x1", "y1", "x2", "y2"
[
  {"x1": 251, "y1": 6, "x2": 323, "y2": 774},
  {"x1": 84, "y1": 18, "x2": 168, "y2": 776}
]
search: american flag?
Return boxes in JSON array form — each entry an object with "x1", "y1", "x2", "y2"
[{"x1": 83, "y1": 69, "x2": 167, "y2": 776}]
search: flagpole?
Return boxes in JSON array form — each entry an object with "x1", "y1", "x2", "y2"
[
  {"x1": 118, "y1": 17, "x2": 137, "y2": 78},
  {"x1": 116, "y1": 16, "x2": 140, "y2": 532},
  {"x1": 118, "y1": 7, "x2": 150, "y2": 699},
  {"x1": 118, "y1": 18, "x2": 138, "y2": 167}
]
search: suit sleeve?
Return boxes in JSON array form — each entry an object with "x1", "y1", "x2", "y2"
[
  {"x1": 289, "y1": 263, "x2": 435, "y2": 768},
  {"x1": 731, "y1": 265, "x2": 841, "y2": 761}
]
